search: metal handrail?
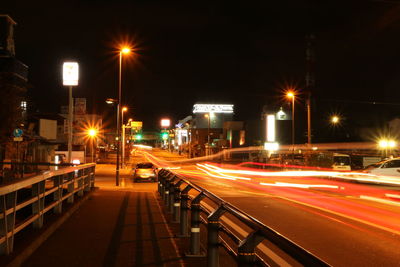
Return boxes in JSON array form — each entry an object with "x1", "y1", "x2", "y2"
[
  {"x1": 0, "y1": 163, "x2": 96, "y2": 255},
  {"x1": 157, "y1": 168, "x2": 329, "y2": 266}
]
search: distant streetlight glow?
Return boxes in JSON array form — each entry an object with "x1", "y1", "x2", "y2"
[
  {"x1": 331, "y1": 115, "x2": 340, "y2": 124},
  {"x1": 88, "y1": 128, "x2": 97, "y2": 137},
  {"x1": 121, "y1": 47, "x2": 131, "y2": 54},
  {"x1": 379, "y1": 139, "x2": 396, "y2": 149},
  {"x1": 286, "y1": 90, "x2": 295, "y2": 162},
  {"x1": 86, "y1": 128, "x2": 98, "y2": 163},
  {"x1": 116, "y1": 45, "x2": 132, "y2": 186}
]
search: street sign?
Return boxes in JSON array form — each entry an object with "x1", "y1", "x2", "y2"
[
  {"x1": 13, "y1": 137, "x2": 23, "y2": 142},
  {"x1": 13, "y1": 128, "x2": 23, "y2": 137},
  {"x1": 130, "y1": 121, "x2": 143, "y2": 129}
]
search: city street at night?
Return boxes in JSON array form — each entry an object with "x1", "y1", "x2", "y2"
[{"x1": 3, "y1": 2, "x2": 400, "y2": 266}]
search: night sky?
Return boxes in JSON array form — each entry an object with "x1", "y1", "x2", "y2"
[{"x1": 3, "y1": 1, "x2": 400, "y2": 139}]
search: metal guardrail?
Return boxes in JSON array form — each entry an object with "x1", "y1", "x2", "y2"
[
  {"x1": 0, "y1": 163, "x2": 96, "y2": 255},
  {"x1": 157, "y1": 169, "x2": 329, "y2": 267}
]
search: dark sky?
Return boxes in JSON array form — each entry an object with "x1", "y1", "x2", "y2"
[{"x1": 3, "y1": 1, "x2": 400, "y2": 137}]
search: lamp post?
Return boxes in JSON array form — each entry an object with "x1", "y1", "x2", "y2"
[
  {"x1": 116, "y1": 47, "x2": 131, "y2": 186},
  {"x1": 205, "y1": 113, "x2": 210, "y2": 145},
  {"x1": 287, "y1": 92, "x2": 295, "y2": 162},
  {"x1": 87, "y1": 128, "x2": 97, "y2": 163},
  {"x1": 121, "y1": 106, "x2": 128, "y2": 168}
]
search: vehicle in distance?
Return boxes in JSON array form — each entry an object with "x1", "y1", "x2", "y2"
[
  {"x1": 133, "y1": 162, "x2": 158, "y2": 182},
  {"x1": 364, "y1": 157, "x2": 400, "y2": 177}
]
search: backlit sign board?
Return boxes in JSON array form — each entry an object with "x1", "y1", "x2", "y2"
[
  {"x1": 161, "y1": 119, "x2": 171, "y2": 128},
  {"x1": 193, "y1": 104, "x2": 234, "y2": 114},
  {"x1": 63, "y1": 62, "x2": 79, "y2": 86}
]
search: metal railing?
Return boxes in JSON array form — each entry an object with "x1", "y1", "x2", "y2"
[
  {"x1": 0, "y1": 163, "x2": 96, "y2": 255},
  {"x1": 157, "y1": 169, "x2": 329, "y2": 266}
]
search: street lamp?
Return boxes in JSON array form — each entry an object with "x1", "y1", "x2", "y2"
[
  {"x1": 331, "y1": 115, "x2": 340, "y2": 125},
  {"x1": 87, "y1": 128, "x2": 98, "y2": 163},
  {"x1": 204, "y1": 112, "x2": 214, "y2": 156},
  {"x1": 286, "y1": 91, "x2": 295, "y2": 162},
  {"x1": 116, "y1": 46, "x2": 131, "y2": 186},
  {"x1": 378, "y1": 138, "x2": 397, "y2": 158},
  {"x1": 121, "y1": 106, "x2": 128, "y2": 168}
]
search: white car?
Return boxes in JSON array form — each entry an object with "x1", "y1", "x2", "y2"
[{"x1": 364, "y1": 158, "x2": 400, "y2": 177}]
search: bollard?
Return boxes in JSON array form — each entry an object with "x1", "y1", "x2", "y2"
[
  {"x1": 172, "y1": 180, "x2": 184, "y2": 223},
  {"x1": 165, "y1": 176, "x2": 176, "y2": 208},
  {"x1": 237, "y1": 230, "x2": 264, "y2": 267},
  {"x1": 207, "y1": 205, "x2": 226, "y2": 267},
  {"x1": 179, "y1": 185, "x2": 192, "y2": 236},
  {"x1": 187, "y1": 192, "x2": 205, "y2": 256},
  {"x1": 168, "y1": 182, "x2": 175, "y2": 213}
]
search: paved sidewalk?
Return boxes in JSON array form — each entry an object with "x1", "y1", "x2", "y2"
[{"x1": 17, "y1": 167, "x2": 206, "y2": 267}]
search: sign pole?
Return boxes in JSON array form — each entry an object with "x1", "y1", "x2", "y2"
[
  {"x1": 63, "y1": 62, "x2": 78, "y2": 164},
  {"x1": 68, "y1": 85, "x2": 73, "y2": 163}
]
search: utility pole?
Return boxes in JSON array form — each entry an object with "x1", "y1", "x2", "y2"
[{"x1": 305, "y1": 34, "x2": 315, "y2": 145}]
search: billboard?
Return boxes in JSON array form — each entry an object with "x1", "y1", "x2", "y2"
[{"x1": 74, "y1": 98, "x2": 86, "y2": 115}]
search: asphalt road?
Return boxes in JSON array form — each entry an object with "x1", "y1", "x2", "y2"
[{"x1": 146, "y1": 149, "x2": 400, "y2": 267}]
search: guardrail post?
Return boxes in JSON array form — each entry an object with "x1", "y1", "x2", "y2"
[
  {"x1": 67, "y1": 171, "x2": 75, "y2": 204},
  {"x1": 157, "y1": 169, "x2": 165, "y2": 194},
  {"x1": 172, "y1": 180, "x2": 184, "y2": 223},
  {"x1": 32, "y1": 180, "x2": 45, "y2": 228},
  {"x1": 90, "y1": 165, "x2": 96, "y2": 189},
  {"x1": 207, "y1": 205, "x2": 226, "y2": 267},
  {"x1": 187, "y1": 192, "x2": 205, "y2": 256},
  {"x1": 0, "y1": 191, "x2": 17, "y2": 254},
  {"x1": 77, "y1": 169, "x2": 84, "y2": 197},
  {"x1": 237, "y1": 230, "x2": 264, "y2": 266},
  {"x1": 165, "y1": 176, "x2": 176, "y2": 209},
  {"x1": 53, "y1": 175, "x2": 63, "y2": 214},
  {"x1": 179, "y1": 184, "x2": 192, "y2": 237}
]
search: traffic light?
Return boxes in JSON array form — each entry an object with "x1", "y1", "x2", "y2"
[
  {"x1": 135, "y1": 134, "x2": 142, "y2": 140},
  {"x1": 161, "y1": 132, "x2": 168, "y2": 140}
]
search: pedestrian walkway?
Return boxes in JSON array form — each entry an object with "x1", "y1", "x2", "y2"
[{"x1": 9, "y1": 166, "x2": 206, "y2": 267}]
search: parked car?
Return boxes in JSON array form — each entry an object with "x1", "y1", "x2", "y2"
[
  {"x1": 133, "y1": 162, "x2": 158, "y2": 182},
  {"x1": 364, "y1": 157, "x2": 400, "y2": 177}
]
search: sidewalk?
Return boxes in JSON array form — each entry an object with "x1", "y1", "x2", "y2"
[{"x1": 13, "y1": 166, "x2": 206, "y2": 267}]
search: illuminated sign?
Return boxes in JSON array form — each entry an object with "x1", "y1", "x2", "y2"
[
  {"x1": 193, "y1": 104, "x2": 234, "y2": 114},
  {"x1": 264, "y1": 142, "x2": 279, "y2": 151},
  {"x1": 266, "y1": 114, "x2": 275, "y2": 142},
  {"x1": 63, "y1": 62, "x2": 79, "y2": 86},
  {"x1": 161, "y1": 119, "x2": 170, "y2": 128},
  {"x1": 130, "y1": 121, "x2": 143, "y2": 129}
]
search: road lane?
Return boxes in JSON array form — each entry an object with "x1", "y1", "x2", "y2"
[{"x1": 144, "y1": 149, "x2": 400, "y2": 266}]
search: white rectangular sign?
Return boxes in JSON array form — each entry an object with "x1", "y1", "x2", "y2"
[
  {"x1": 63, "y1": 62, "x2": 79, "y2": 86},
  {"x1": 193, "y1": 104, "x2": 234, "y2": 114},
  {"x1": 161, "y1": 119, "x2": 171, "y2": 127}
]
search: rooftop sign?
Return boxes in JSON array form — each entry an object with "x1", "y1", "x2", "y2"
[{"x1": 193, "y1": 104, "x2": 234, "y2": 114}]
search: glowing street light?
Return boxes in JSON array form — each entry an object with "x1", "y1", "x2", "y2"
[
  {"x1": 86, "y1": 128, "x2": 98, "y2": 163},
  {"x1": 286, "y1": 91, "x2": 295, "y2": 161},
  {"x1": 331, "y1": 115, "x2": 340, "y2": 125},
  {"x1": 378, "y1": 138, "x2": 397, "y2": 158},
  {"x1": 116, "y1": 46, "x2": 132, "y2": 186},
  {"x1": 121, "y1": 106, "x2": 128, "y2": 168}
]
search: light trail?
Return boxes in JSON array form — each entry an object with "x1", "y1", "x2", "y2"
[{"x1": 259, "y1": 182, "x2": 339, "y2": 189}]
